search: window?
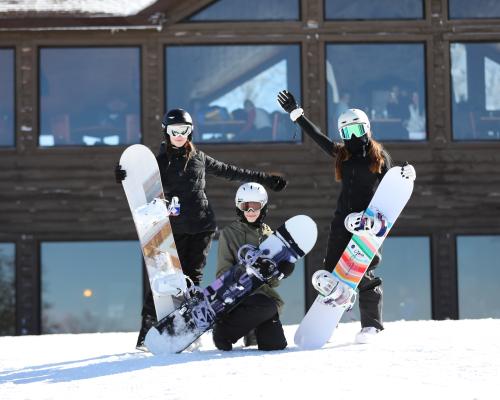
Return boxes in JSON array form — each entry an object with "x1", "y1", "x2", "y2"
[
  {"x1": 202, "y1": 239, "x2": 305, "y2": 325},
  {"x1": 189, "y1": 0, "x2": 299, "y2": 21},
  {"x1": 0, "y1": 243, "x2": 15, "y2": 336},
  {"x1": 326, "y1": 43, "x2": 427, "y2": 141},
  {"x1": 41, "y1": 241, "x2": 142, "y2": 333},
  {"x1": 0, "y1": 49, "x2": 15, "y2": 147},
  {"x1": 449, "y1": 0, "x2": 500, "y2": 19},
  {"x1": 166, "y1": 45, "x2": 302, "y2": 144},
  {"x1": 325, "y1": 0, "x2": 423, "y2": 20},
  {"x1": 451, "y1": 43, "x2": 500, "y2": 141},
  {"x1": 457, "y1": 236, "x2": 500, "y2": 319},
  {"x1": 39, "y1": 47, "x2": 141, "y2": 147},
  {"x1": 341, "y1": 237, "x2": 432, "y2": 323}
]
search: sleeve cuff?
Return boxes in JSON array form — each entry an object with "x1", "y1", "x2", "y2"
[{"x1": 290, "y1": 107, "x2": 304, "y2": 122}]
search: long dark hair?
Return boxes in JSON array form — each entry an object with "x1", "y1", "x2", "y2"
[
  {"x1": 334, "y1": 137, "x2": 386, "y2": 181},
  {"x1": 165, "y1": 136, "x2": 197, "y2": 171}
]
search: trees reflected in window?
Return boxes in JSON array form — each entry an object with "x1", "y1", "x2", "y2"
[
  {"x1": 325, "y1": 0, "x2": 423, "y2": 20},
  {"x1": 326, "y1": 43, "x2": 427, "y2": 141},
  {"x1": 39, "y1": 47, "x2": 141, "y2": 147},
  {"x1": 0, "y1": 243, "x2": 15, "y2": 336},
  {"x1": 166, "y1": 45, "x2": 301, "y2": 143},
  {"x1": 451, "y1": 43, "x2": 500, "y2": 141},
  {"x1": 189, "y1": 0, "x2": 299, "y2": 21},
  {"x1": 0, "y1": 49, "x2": 15, "y2": 147},
  {"x1": 449, "y1": 0, "x2": 500, "y2": 19},
  {"x1": 41, "y1": 241, "x2": 142, "y2": 333},
  {"x1": 457, "y1": 236, "x2": 500, "y2": 319}
]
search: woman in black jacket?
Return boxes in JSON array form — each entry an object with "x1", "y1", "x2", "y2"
[
  {"x1": 116, "y1": 108, "x2": 287, "y2": 349},
  {"x1": 277, "y1": 90, "x2": 416, "y2": 343}
]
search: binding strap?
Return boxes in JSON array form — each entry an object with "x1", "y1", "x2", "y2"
[{"x1": 277, "y1": 225, "x2": 305, "y2": 258}]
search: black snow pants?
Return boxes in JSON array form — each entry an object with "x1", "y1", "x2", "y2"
[
  {"x1": 324, "y1": 216, "x2": 384, "y2": 330},
  {"x1": 213, "y1": 294, "x2": 287, "y2": 351},
  {"x1": 141, "y1": 230, "x2": 215, "y2": 319}
]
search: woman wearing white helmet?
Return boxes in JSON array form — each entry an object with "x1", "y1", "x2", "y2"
[
  {"x1": 212, "y1": 182, "x2": 295, "y2": 351},
  {"x1": 277, "y1": 90, "x2": 416, "y2": 343}
]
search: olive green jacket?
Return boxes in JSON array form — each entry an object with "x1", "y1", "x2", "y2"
[{"x1": 216, "y1": 219, "x2": 284, "y2": 312}]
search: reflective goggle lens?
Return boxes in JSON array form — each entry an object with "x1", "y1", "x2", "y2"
[
  {"x1": 166, "y1": 124, "x2": 192, "y2": 137},
  {"x1": 340, "y1": 124, "x2": 367, "y2": 140},
  {"x1": 238, "y1": 201, "x2": 263, "y2": 212}
]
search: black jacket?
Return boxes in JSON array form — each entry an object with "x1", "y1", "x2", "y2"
[
  {"x1": 156, "y1": 143, "x2": 273, "y2": 234},
  {"x1": 296, "y1": 115, "x2": 391, "y2": 218}
]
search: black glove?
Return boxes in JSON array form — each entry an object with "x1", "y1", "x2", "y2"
[
  {"x1": 254, "y1": 258, "x2": 276, "y2": 279},
  {"x1": 115, "y1": 163, "x2": 126, "y2": 183},
  {"x1": 277, "y1": 90, "x2": 299, "y2": 114},
  {"x1": 265, "y1": 174, "x2": 287, "y2": 192},
  {"x1": 277, "y1": 261, "x2": 294, "y2": 279}
]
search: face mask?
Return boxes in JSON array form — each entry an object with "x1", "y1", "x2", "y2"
[{"x1": 344, "y1": 134, "x2": 369, "y2": 155}]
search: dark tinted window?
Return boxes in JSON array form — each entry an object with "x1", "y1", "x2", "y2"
[
  {"x1": 327, "y1": 43, "x2": 427, "y2": 141},
  {"x1": 189, "y1": 0, "x2": 299, "y2": 21},
  {"x1": 166, "y1": 45, "x2": 302, "y2": 143},
  {"x1": 0, "y1": 49, "x2": 15, "y2": 147},
  {"x1": 41, "y1": 241, "x2": 142, "y2": 333},
  {"x1": 0, "y1": 243, "x2": 15, "y2": 336},
  {"x1": 451, "y1": 43, "x2": 500, "y2": 141},
  {"x1": 449, "y1": 0, "x2": 500, "y2": 19},
  {"x1": 39, "y1": 47, "x2": 141, "y2": 147},
  {"x1": 325, "y1": 0, "x2": 423, "y2": 20}
]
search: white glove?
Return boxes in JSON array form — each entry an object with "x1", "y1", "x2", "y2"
[{"x1": 401, "y1": 164, "x2": 416, "y2": 181}]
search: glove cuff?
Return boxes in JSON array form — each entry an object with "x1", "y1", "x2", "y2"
[{"x1": 290, "y1": 108, "x2": 304, "y2": 122}]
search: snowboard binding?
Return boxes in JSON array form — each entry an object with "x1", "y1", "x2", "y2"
[
  {"x1": 344, "y1": 210, "x2": 388, "y2": 237},
  {"x1": 312, "y1": 270, "x2": 357, "y2": 309},
  {"x1": 237, "y1": 244, "x2": 278, "y2": 282}
]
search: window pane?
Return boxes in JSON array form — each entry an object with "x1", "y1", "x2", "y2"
[
  {"x1": 0, "y1": 49, "x2": 15, "y2": 147},
  {"x1": 189, "y1": 0, "x2": 299, "y2": 21},
  {"x1": 325, "y1": 0, "x2": 423, "y2": 20},
  {"x1": 327, "y1": 43, "x2": 427, "y2": 141},
  {"x1": 457, "y1": 236, "x2": 500, "y2": 319},
  {"x1": 449, "y1": 0, "x2": 500, "y2": 19},
  {"x1": 202, "y1": 239, "x2": 305, "y2": 325},
  {"x1": 0, "y1": 243, "x2": 15, "y2": 336},
  {"x1": 341, "y1": 237, "x2": 432, "y2": 323},
  {"x1": 39, "y1": 47, "x2": 141, "y2": 147},
  {"x1": 41, "y1": 241, "x2": 142, "y2": 333},
  {"x1": 166, "y1": 45, "x2": 302, "y2": 143},
  {"x1": 451, "y1": 43, "x2": 500, "y2": 141}
]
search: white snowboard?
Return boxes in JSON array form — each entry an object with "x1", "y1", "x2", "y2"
[
  {"x1": 294, "y1": 166, "x2": 414, "y2": 349},
  {"x1": 120, "y1": 144, "x2": 185, "y2": 321}
]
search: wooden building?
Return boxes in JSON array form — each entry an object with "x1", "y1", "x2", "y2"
[{"x1": 0, "y1": 0, "x2": 499, "y2": 336}]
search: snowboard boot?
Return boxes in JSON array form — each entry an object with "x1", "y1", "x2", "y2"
[
  {"x1": 355, "y1": 327, "x2": 381, "y2": 344},
  {"x1": 136, "y1": 314, "x2": 157, "y2": 351},
  {"x1": 212, "y1": 325, "x2": 232, "y2": 351},
  {"x1": 243, "y1": 329, "x2": 258, "y2": 347}
]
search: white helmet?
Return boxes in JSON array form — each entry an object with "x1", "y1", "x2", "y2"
[
  {"x1": 235, "y1": 182, "x2": 268, "y2": 208},
  {"x1": 337, "y1": 108, "x2": 370, "y2": 132}
]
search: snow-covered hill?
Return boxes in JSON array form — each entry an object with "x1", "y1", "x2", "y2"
[{"x1": 1, "y1": 319, "x2": 499, "y2": 400}]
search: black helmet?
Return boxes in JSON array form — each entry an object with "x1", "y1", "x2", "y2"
[{"x1": 162, "y1": 108, "x2": 193, "y2": 130}]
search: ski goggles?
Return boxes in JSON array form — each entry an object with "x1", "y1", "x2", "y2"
[
  {"x1": 165, "y1": 124, "x2": 192, "y2": 137},
  {"x1": 237, "y1": 201, "x2": 263, "y2": 212},
  {"x1": 339, "y1": 123, "x2": 368, "y2": 140}
]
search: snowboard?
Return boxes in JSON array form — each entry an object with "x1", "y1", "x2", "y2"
[
  {"x1": 294, "y1": 166, "x2": 414, "y2": 349},
  {"x1": 119, "y1": 144, "x2": 186, "y2": 322},
  {"x1": 145, "y1": 215, "x2": 318, "y2": 354}
]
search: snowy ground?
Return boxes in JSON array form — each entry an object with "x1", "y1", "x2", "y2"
[{"x1": 1, "y1": 319, "x2": 499, "y2": 400}]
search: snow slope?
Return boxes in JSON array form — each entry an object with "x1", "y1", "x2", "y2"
[{"x1": 1, "y1": 319, "x2": 499, "y2": 400}]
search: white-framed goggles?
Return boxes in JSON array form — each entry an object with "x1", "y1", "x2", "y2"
[
  {"x1": 165, "y1": 124, "x2": 192, "y2": 137},
  {"x1": 339, "y1": 123, "x2": 368, "y2": 140},
  {"x1": 237, "y1": 201, "x2": 263, "y2": 212}
]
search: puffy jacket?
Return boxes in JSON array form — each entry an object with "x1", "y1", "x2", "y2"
[
  {"x1": 296, "y1": 115, "x2": 391, "y2": 218},
  {"x1": 156, "y1": 143, "x2": 274, "y2": 234},
  {"x1": 216, "y1": 219, "x2": 285, "y2": 312}
]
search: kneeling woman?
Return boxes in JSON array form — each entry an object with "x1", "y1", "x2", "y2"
[{"x1": 212, "y1": 182, "x2": 294, "y2": 351}]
